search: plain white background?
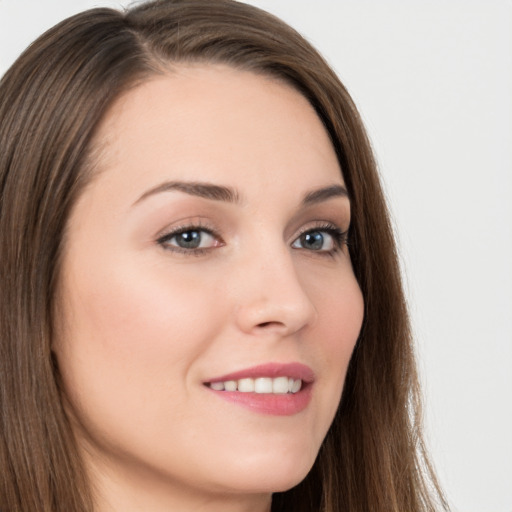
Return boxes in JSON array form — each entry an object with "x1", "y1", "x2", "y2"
[{"x1": 1, "y1": 1, "x2": 511, "y2": 511}]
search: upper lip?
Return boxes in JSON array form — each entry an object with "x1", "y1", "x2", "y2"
[{"x1": 205, "y1": 362, "x2": 315, "y2": 384}]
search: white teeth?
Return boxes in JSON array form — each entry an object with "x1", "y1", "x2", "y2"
[
  {"x1": 224, "y1": 380, "x2": 237, "y2": 391},
  {"x1": 254, "y1": 377, "x2": 272, "y2": 394},
  {"x1": 291, "y1": 379, "x2": 302, "y2": 393},
  {"x1": 238, "y1": 378, "x2": 254, "y2": 393},
  {"x1": 208, "y1": 377, "x2": 303, "y2": 394},
  {"x1": 272, "y1": 376, "x2": 289, "y2": 394}
]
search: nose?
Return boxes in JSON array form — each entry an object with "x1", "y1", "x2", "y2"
[{"x1": 233, "y1": 245, "x2": 318, "y2": 337}]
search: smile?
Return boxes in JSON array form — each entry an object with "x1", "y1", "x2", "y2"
[
  {"x1": 204, "y1": 363, "x2": 314, "y2": 415},
  {"x1": 207, "y1": 376, "x2": 302, "y2": 394}
]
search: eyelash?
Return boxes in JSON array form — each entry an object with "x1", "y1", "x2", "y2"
[
  {"x1": 293, "y1": 223, "x2": 349, "y2": 256},
  {"x1": 156, "y1": 222, "x2": 349, "y2": 257},
  {"x1": 156, "y1": 221, "x2": 223, "y2": 257}
]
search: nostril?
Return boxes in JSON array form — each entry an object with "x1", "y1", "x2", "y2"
[{"x1": 255, "y1": 320, "x2": 291, "y2": 333}]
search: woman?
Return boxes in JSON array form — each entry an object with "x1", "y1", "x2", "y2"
[{"x1": 0, "y1": 1, "x2": 448, "y2": 511}]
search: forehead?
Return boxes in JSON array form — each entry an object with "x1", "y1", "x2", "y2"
[{"x1": 89, "y1": 64, "x2": 344, "y2": 204}]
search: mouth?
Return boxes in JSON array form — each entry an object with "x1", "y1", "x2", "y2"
[
  {"x1": 203, "y1": 362, "x2": 314, "y2": 416},
  {"x1": 206, "y1": 376, "x2": 303, "y2": 394}
]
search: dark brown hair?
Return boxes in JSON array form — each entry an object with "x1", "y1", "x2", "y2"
[{"x1": 0, "y1": 1, "x2": 448, "y2": 511}]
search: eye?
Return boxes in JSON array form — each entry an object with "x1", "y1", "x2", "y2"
[
  {"x1": 291, "y1": 226, "x2": 347, "y2": 253},
  {"x1": 292, "y1": 230, "x2": 334, "y2": 251},
  {"x1": 157, "y1": 226, "x2": 221, "y2": 253}
]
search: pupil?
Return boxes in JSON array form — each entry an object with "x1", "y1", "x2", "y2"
[
  {"x1": 177, "y1": 231, "x2": 201, "y2": 249},
  {"x1": 302, "y1": 231, "x2": 323, "y2": 250}
]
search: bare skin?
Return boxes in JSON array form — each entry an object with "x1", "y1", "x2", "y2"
[{"x1": 54, "y1": 64, "x2": 364, "y2": 511}]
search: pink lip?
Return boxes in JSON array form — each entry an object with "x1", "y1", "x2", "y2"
[{"x1": 204, "y1": 362, "x2": 314, "y2": 416}]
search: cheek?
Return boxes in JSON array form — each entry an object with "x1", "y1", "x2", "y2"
[
  {"x1": 53, "y1": 258, "x2": 227, "y2": 442},
  {"x1": 60, "y1": 257, "x2": 223, "y2": 360},
  {"x1": 307, "y1": 271, "x2": 364, "y2": 429},
  {"x1": 320, "y1": 277, "x2": 364, "y2": 355},
  {"x1": 325, "y1": 285, "x2": 363, "y2": 389},
  {"x1": 304, "y1": 258, "x2": 364, "y2": 357}
]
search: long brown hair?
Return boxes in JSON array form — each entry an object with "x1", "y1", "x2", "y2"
[{"x1": 0, "y1": 1, "x2": 448, "y2": 511}]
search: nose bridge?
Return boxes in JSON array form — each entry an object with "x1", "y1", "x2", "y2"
[{"x1": 233, "y1": 236, "x2": 317, "y2": 335}]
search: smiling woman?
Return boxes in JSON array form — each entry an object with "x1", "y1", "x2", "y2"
[
  {"x1": 55, "y1": 67, "x2": 363, "y2": 509},
  {"x1": 0, "y1": 1, "x2": 447, "y2": 512}
]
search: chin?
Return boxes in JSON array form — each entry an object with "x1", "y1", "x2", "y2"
[{"x1": 210, "y1": 448, "x2": 317, "y2": 495}]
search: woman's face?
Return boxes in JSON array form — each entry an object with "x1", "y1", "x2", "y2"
[{"x1": 54, "y1": 65, "x2": 364, "y2": 509}]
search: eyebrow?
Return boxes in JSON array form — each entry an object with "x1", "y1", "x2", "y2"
[
  {"x1": 301, "y1": 184, "x2": 348, "y2": 205},
  {"x1": 133, "y1": 180, "x2": 348, "y2": 206},
  {"x1": 133, "y1": 181, "x2": 240, "y2": 206}
]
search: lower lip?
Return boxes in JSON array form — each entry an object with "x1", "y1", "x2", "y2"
[{"x1": 206, "y1": 386, "x2": 312, "y2": 416}]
